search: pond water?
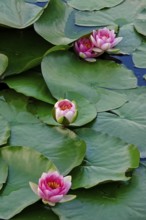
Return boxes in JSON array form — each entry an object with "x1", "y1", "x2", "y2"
[{"x1": 114, "y1": 55, "x2": 146, "y2": 86}]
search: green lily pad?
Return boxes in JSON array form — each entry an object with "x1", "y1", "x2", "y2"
[
  {"x1": 0, "y1": 89, "x2": 86, "y2": 174},
  {"x1": 116, "y1": 24, "x2": 142, "y2": 54},
  {"x1": 9, "y1": 123, "x2": 86, "y2": 175},
  {"x1": 89, "y1": 87, "x2": 146, "y2": 158},
  {"x1": 0, "y1": 158, "x2": 8, "y2": 191},
  {"x1": 66, "y1": 0, "x2": 124, "y2": 11},
  {"x1": 0, "y1": 89, "x2": 39, "y2": 124},
  {"x1": 0, "y1": 28, "x2": 52, "y2": 77},
  {"x1": 41, "y1": 50, "x2": 137, "y2": 112},
  {"x1": 75, "y1": 10, "x2": 117, "y2": 28},
  {"x1": 132, "y1": 41, "x2": 146, "y2": 68},
  {"x1": 29, "y1": 92, "x2": 97, "y2": 127},
  {"x1": 75, "y1": 0, "x2": 143, "y2": 27},
  {"x1": 134, "y1": 6, "x2": 146, "y2": 36},
  {"x1": 0, "y1": 146, "x2": 57, "y2": 219},
  {"x1": 71, "y1": 128, "x2": 139, "y2": 189},
  {"x1": 53, "y1": 166, "x2": 146, "y2": 220},
  {"x1": 4, "y1": 71, "x2": 56, "y2": 104},
  {"x1": 11, "y1": 202, "x2": 59, "y2": 220},
  {"x1": 0, "y1": 53, "x2": 8, "y2": 76},
  {"x1": 34, "y1": 0, "x2": 99, "y2": 45},
  {"x1": 0, "y1": 115, "x2": 10, "y2": 146},
  {"x1": 0, "y1": 0, "x2": 49, "y2": 28}
]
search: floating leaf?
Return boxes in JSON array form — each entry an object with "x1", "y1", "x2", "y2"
[
  {"x1": 71, "y1": 128, "x2": 139, "y2": 189},
  {"x1": 0, "y1": 89, "x2": 39, "y2": 124},
  {"x1": 0, "y1": 89, "x2": 86, "y2": 174},
  {"x1": 89, "y1": 87, "x2": 146, "y2": 158},
  {"x1": 134, "y1": 6, "x2": 146, "y2": 36},
  {"x1": 4, "y1": 71, "x2": 55, "y2": 104},
  {"x1": 0, "y1": 54, "x2": 8, "y2": 76},
  {"x1": 9, "y1": 124, "x2": 86, "y2": 174},
  {"x1": 0, "y1": 146, "x2": 57, "y2": 219},
  {"x1": 0, "y1": 115, "x2": 10, "y2": 146},
  {"x1": 41, "y1": 50, "x2": 137, "y2": 112},
  {"x1": 53, "y1": 166, "x2": 146, "y2": 220},
  {"x1": 117, "y1": 24, "x2": 142, "y2": 54},
  {"x1": 11, "y1": 202, "x2": 59, "y2": 220},
  {"x1": 0, "y1": 0, "x2": 50, "y2": 28},
  {"x1": 0, "y1": 28, "x2": 52, "y2": 77},
  {"x1": 0, "y1": 158, "x2": 8, "y2": 191},
  {"x1": 30, "y1": 92, "x2": 97, "y2": 127},
  {"x1": 132, "y1": 41, "x2": 146, "y2": 68},
  {"x1": 34, "y1": 0, "x2": 99, "y2": 45},
  {"x1": 75, "y1": 0, "x2": 143, "y2": 27},
  {"x1": 66, "y1": 0, "x2": 124, "y2": 11}
]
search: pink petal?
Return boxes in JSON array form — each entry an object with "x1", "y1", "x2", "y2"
[{"x1": 49, "y1": 194, "x2": 64, "y2": 203}]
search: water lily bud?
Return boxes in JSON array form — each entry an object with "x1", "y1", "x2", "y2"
[
  {"x1": 53, "y1": 99, "x2": 77, "y2": 125},
  {"x1": 90, "y1": 27, "x2": 123, "y2": 53},
  {"x1": 29, "y1": 171, "x2": 76, "y2": 206},
  {"x1": 74, "y1": 37, "x2": 102, "y2": 62}
]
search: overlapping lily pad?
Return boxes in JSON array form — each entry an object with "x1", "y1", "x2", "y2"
[
  {"x1": 0, "y1": 28, "x2": 52, "y2": 77},
  {"x1": 89, "y1": 87, "x2": 146, "y2": 157},
  {"x1": 4, "y1": 71, "x2": 55, "y2": 104},
  {"x1": 132, "y1": 41, "x2": 146, "y2": 68},
  {"x1": 0, "y1": 0, "x2": 49, "y2": 28},
  {"x1": 134, "y1": 6, "x2": 146, "y2": 36},
  {"x1": 65, "y1": 0, "x2": 124, "y2": 11},
  {"x1": 29, "y1": 92, "x2": 97, "y2": 127},
  {"x1": 0, "y1": 89, "x2": 86, "y2": 174},
  {"x1": 0, "y1": 158, "x2": 8, "y2": 191},
  {"x1": 34, "y1": 0, "x2": 99, "y2": 45},
  {"x1": 0, "y1": 54, "x2": 8, "y2": 76},
  {"x1": 0, "y1": 115, "x2": 10, "y2": 146},
  {"x1": 41, "y1": 50, "x2": 137, "y2": 112},
  {"x1": 11, "y1": 202, "x2": 59, "y2": 220},
  {"x1": 71, "y1": 128, "x2": 139, "y2": 189},
  {"x1": 0, "y1": 146, "x2": 57, "y2": 219},
  {"x1": 53, "y1": 166, "x2": 146, "y2": 220}
]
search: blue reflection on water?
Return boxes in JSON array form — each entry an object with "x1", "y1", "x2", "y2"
[
  {"x1": 26, "y1": 1, "x2": 48, "y2": 7},
  {"x1": 113, "y1": 55, "x2": 146, "y2": 87},
  {"x1": 35, "y1": 2, "x2": 48, "y2": 7}
]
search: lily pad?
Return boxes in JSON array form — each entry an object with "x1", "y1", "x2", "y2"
[
  {"x1": 4, "y1": 71, "x2": 56, "y2": 104},
  {"x1": 41, "y1": 50, "x2": 137, "y2": 112},
  {"x1": 132, "y1": 41, "x2": 146, "y2": 68},
  {"x1": 9, "y1": 123, "x2": 86, "y2": 174},
  {"x1": 0, "y1": 28, "x2": 52, "y2": 77},
  {"x1": 71, "y1": 128, "x2": 139, "y2": 189},
  {"x1": 11, "y1": 202, "x2": 59, "y2": 220},
  {"x1": 0, "y1": 115, "x2": 10, "y2": 146},
  {"x1": 0, "y1": 53, "x2": 8, "y2": 76},
  {"x1": 29, "y1": 92, "x2": 97, "y2": 127},
  {"x1": 0, "y1": 146, "x2": 57, "y2": 219},
  {"x1": 0, "y1": 158, "x2": 8, "y2": 191},
  {"x1": 0, "y1": 0, "x2": 49, "y2": 28},
  {"x1": 0, "y1": 89, "x2": 86, "y2": 174},
  {"x1": 89, "y1": 87, "x2": 146, "y2": 158},
  {"x1": 116, "y1": 24, "x2": 142, "y2": 54},
  {"x1": 66, "y1": 0, "x2": 124, "y2": 11},
  {"x1": 134, "y1": 6, "x2": 146, "y2": 36},
  {"x1": 75, "y1": 0, "x2": 144, "y2": 27},
  {"x1": 34, "y1": 0, "x2": 99, "y2": 45},
  {"x1": 0, "y1": 89, "x2": 39, "y2": 124},
  {"x1": 53, "y1": 166, "x2": 146, "y2": 220}
]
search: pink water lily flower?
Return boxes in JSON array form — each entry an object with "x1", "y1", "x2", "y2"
[
  {"x1": 74, "y1": 37, "x2": 102, "y2": 62},
  {"x1": 29, "y1": 171, "x2": 76, "y2": 206},
  {"x1": 53, "y1": 99, "x2": 77, "y2": 125},
  {"x1": 90, "y1": 27, "x2": 123, "y2": 52}
]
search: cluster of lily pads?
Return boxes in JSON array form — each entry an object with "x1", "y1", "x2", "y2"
[{"x1": 0, "y1": 0, "x2": 146, "y2": 220}]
